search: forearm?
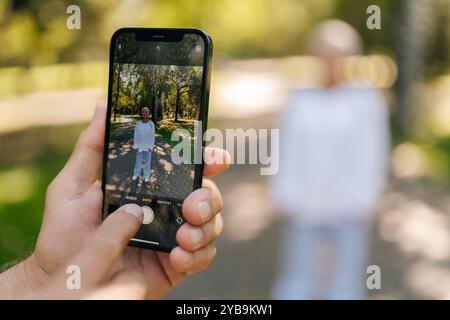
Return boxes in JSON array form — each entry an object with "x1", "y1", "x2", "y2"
[{"x1": 0, "y1": 255, "x2": 47, "y2": 299}]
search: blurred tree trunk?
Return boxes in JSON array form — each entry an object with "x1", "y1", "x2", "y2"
[
  {"x1": 175, "y1": 92, "x2": 180, "y2": 122},
  {"x1": 155, "y1": 90, "x2": 162, "y2": 123},
  {"x1": 394, "y1": 0, "x2": 433, "y2": 131},
  {"x1": 114, "y1": 64, "x2": 122, "y2": 122}
]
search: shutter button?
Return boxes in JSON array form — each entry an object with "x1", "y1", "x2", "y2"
[{"x1": 142, "y1": 206, "x2": 154, "y2": 225}]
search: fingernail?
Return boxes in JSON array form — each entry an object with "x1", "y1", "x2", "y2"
[
  {"x1": 123, "y1": 204, "x2": 143, "y2": 220},
  {"x1": 198, "y1": 201, "x2": 212, "y2": 222}
]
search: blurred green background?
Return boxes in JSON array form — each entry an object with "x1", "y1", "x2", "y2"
[{"x1": 1, "y1": 0, "x2": 450, "y2": 299}]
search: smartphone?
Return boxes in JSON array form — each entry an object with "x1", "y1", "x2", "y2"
[{"x1": 102, "y1": 28, "x2": 213, "y2": 252}]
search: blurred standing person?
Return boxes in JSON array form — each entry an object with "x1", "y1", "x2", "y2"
[
  {"x1": 132, "y1": 106, "x2": 155, "y2": 183},
  {"x1": 271, "y1": 20, "x2": 390, "y2": 299}
]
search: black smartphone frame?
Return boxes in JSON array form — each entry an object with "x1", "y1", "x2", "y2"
[{"x1": 101, "y1": 27, "x2": 213, "y2": 252}]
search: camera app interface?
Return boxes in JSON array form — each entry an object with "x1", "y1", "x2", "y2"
[{"x1": 104, "y1": 31, "x2": 205, "y2": 249}]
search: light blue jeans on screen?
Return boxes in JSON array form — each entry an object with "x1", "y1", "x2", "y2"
[{"x1": 133, "y1": 150, "x2": 152, "y2": 179}]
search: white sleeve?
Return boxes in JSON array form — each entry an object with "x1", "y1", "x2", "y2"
[
  {"x1": 269, "y1": 98, "x2": 299, "y2": 216},
  {"x1": 352, "y1": 89, "x2": 390, "y2": 212},
  {"x1": 151, "y1": 122, "x2": 156, "y2": 147},
  {"x1": 132, "y1": 122, "x2": 138, "y2": 149}
]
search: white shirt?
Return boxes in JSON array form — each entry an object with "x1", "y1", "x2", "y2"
[
  {"x1": 270, "y1": 85, "x2": 390, "y2": 222},
  {"x1": 132, "y1": 120, "x2": 155, "y2": 152}
]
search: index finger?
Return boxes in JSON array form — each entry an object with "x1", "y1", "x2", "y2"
[{"x1": 63, "y1": 102, "x2": 106, "y2": 185}]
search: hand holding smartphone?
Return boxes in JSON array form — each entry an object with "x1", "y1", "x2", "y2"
[{"x1": 102, "y1": 28, "x2": 213, "y2": 252}]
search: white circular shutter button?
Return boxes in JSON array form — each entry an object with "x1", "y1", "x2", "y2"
[{"x1": 142, "y1": 206, "x2": 154, "y2": 225}]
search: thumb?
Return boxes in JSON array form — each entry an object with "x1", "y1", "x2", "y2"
[
  {"x1": 73, "y1": 203, "x2": 143, "y2": 287},
  {"x1": 38, "y1": 204, "x2": 143, "y2": 298}
]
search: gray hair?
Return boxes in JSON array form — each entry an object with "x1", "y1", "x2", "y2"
[{"x1": 308, "y1": 19, "x2": 363, "y2": 56}]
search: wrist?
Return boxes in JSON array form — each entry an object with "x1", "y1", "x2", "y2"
[{"x1": 0, "y1": 254, "x2": 49, "y2": 299}]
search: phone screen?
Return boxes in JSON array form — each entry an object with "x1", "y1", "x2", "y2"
[{"x1": 102, "y1": 29, "x2": 211, "y2": 251}]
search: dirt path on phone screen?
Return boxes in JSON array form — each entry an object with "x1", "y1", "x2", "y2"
[{"x1": 107, "y1": 122, "x2": 194, "y2": 200}]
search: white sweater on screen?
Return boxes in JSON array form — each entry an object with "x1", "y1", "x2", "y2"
[{"x1": 132, "y1": 120, "x2": 155, "y2": 152}]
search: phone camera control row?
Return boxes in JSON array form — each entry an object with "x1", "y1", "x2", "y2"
[{"x1": 141, "y1": 206, "x2": 184, "y2": 226}]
